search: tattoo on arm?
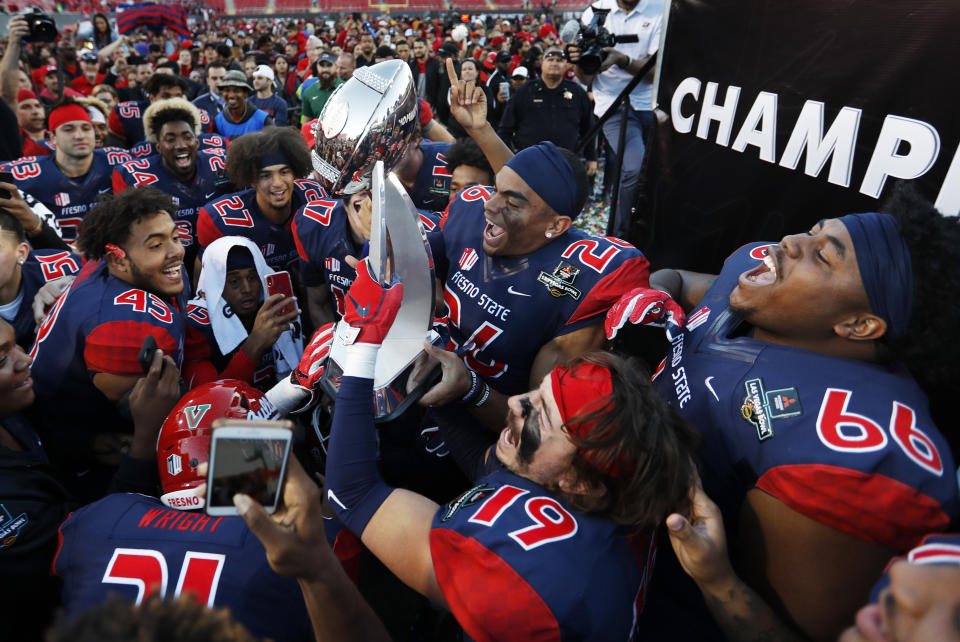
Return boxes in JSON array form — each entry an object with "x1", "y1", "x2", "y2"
[{"x1": 701, "y1": 579, "x2": 806, "y2": 642}]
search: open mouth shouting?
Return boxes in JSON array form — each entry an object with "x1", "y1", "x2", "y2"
[
  {"x1": 483, "y1": 216, "x2": 507, "y2": 250},
  {"x1": 739, "y1": 248, "x2": 779, "y2": 288}
]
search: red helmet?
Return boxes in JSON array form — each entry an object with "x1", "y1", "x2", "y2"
[{"x1": 157, "y1": 380, "x2": 278, "y2": 510}]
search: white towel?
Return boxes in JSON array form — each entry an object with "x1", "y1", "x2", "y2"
[{"x1": 191, "y1": 236, "x2": 303, "y2": 378}]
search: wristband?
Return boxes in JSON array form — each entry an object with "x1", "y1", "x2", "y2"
[
  {"x1": 621, "y1": 55, "x2": 631, "y2": 69},
  {"x1": 472, "y1": 383, "x2": 491, "y2": 408},
  {"x1": 460, "y1": 369, "x2": 481, "y2": 403}
]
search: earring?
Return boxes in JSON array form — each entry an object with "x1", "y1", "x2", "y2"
[
  {"x1": 545, "y1": 232, "x2": 552, "y2": 238},
  {"x1": 17, "y1": 259, "x2": 24, "y2": 265}
]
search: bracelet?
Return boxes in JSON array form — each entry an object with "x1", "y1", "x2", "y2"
[
  {"x1": 621, "y1": 55, "x2": 632, "y2": 69},
  {"x1": 460, "y1": 369, "x2": 481, "y2": 403},
  {"x1": 472, "y1": 383, "x2": 491, "y2": 408}
]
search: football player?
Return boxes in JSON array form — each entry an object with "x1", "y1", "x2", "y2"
[
  {"x1": 0, "y1": 318, "x2": 180, "y2": 641},
  {"x1": 1, "y1": 99, "x2": 128, "y2": 242},
  {"x1": 0, "y1": 210, "x2": 81, "y2": 349},
  {"x1": 183, "y1": 238, "x2": 300, "y2": 391},
  {"x1": 196, "y1": 127, "x2": 323, "y2": 274},
  {"x1": 113, "y1": 98, "x2": 228, "y2": 275},
  {"x1": 611, "y1": 189, "x2": 960, "y2": 640},
  {"x1": 29, "y1": 186, "x2": 188, "y2": 502},
  {"x1": 421, "y1": 142, "x2": 651, "y2": 433},
  {"x1": 53, "y1": 380, "x2": 313, "y2": 642},
  {"x1": 319, "y1": 259, "x2": 701, "y2": 640},
  {"x1": 108, "y1": 73, "x2": 212, "y2": 148}
]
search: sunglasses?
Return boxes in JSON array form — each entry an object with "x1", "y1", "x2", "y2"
[{"x1": 544, "y1": 52, "x2": 565, "y2": 60}]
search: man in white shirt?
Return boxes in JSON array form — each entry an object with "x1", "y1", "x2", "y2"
[{"x1": 571, "y1": 0, "x2": 663, "y2": 239}]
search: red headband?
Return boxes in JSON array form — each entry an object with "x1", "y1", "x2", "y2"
[
  {"x1": 551, "y1": 361, "x2": 631, "y2": 479},
  {"x1": 49, "y1": 104, "x2": 92, "y2": 133}
]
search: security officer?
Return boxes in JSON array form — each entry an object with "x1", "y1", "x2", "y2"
[{"x1": 497, "y1": 46, "x2": 596, "y2": 172}]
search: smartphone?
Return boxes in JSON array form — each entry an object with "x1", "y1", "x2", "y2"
[
  {"x1": 0, "y1": 171, "x2": 14, "y2": 199},
  {"x1": 205, "y1": 419, "x2": 294, "y2": 516},
  {"x1": 138, "y1": 335, "x2": 158, "y2": 373},
  {"x1": 265, "y1": 270, "x2": 295, "y2": 316},
  {"x1": 499, "y1": 82, "x2": 510, "y2": 100}
]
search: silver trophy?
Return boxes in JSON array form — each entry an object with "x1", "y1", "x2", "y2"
[
  {"x1": 311, "y1": 59, "x2": 420, "y2": 197},
  {"x1": 321, "y1": 161, "x2": 443, "y2": 422}
]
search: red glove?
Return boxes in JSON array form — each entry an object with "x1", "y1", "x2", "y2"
[
  {"x1": 343, "y1": 258, "x2": 403, "y2": 346},
  {"x1": 605, "y1": 288, "x2": 686, "y2": 340},
  {"x1": 290, "y1": 321, "x2": 335, "y2": 394}
]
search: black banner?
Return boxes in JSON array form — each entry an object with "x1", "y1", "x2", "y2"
[{"x1": 639, "y1": 0, "x2": 960, "y2": 272}]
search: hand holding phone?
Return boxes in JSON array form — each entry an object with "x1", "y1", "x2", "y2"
[
  {"x1": 265, "y1": 270, "x2": 295, "y2": 316},
  {"x1": 138, "y1": 335, "x2": 158, "y2": 373},
  {"x1": 206, "y1": 419, "x2": 294, "y2": 516}
]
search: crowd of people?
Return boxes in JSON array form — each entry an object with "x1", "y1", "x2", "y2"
[{"x1": 1, "y1": 3, "x2": 959, "y2": 642}]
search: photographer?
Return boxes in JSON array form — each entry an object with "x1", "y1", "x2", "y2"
[{"x1": 568, "y1": 0, "x2": 663, "y2": 239}]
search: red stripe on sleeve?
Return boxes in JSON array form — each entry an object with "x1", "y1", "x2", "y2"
[
  {"x1": 566, "y1": 255, "x2": 650, "y2": 326},
  {"x1": 756, "y1": 464, "x2": 950, "y2": 551},
  {"x1": 196, "y1": 208, "x2": 224, "y2": 248},
  {"x1": 84, "y1": 321, "x2": 178, "y2": 375},
  {"x1": 112, "y1": 169, "x2": 130, "y2": 193},
  {"x1": 430, "y1": 528, "x2": 562, "y2": 641}
]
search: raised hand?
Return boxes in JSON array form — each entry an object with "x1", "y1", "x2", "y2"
[{"x1": 445, "y1": 57, "x2": 488, "y2": 132}]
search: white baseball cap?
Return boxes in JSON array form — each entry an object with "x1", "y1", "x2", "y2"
[
  {"x1": 512, "y1": 66, "x2": 529, "y2": 78},
  {"x1": 253, "y1": 64, "x2": 275, "y2": 81}
]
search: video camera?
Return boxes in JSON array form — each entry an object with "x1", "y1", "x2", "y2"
[
  {"x1": 21, "y1": 8, "x2": 58, "y2": 43},
  {"x1": 574, "y1": 6, "x2": 638, "y2": 75}
]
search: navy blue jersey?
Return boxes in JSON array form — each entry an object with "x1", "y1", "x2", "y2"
[
  {"x1": 436, "y1": 187, "x2": 649, "y2": 395},
  {"x1": 29, "y1": 260, "x2": 188, "y2": 480},
  {"x1": 128, "y1": 133, "x2": 228, "y2": 159},
  {"x1": 197, "y1": 180, "x2": 326, "y2": 272},
  {"x1": 110, "y1": 100, "x2": 213, "y2": 146},
  {"x1": 53, "y1": 493, "x2": 312, "y2": 641},
  {"x1": 112, "y1": 150, "x2": 227, "y2": 256},
  {"x1": 11, "y1": 249, "x2": 83, "y2": 349},
  {"x1": 0, "y1": 150, "x2": 124, "y2": 241},
  {"x1": 291, "y1": 197, "x2": 441, "y2": 319},
  {"x1": 431, "y1": 465, "x2": 650, "y2": 641},
  {"x1": 654, "y1": 242, "x2": 959, "y2": 549},
  {"x1": 408, "y1": 141, "x2": 451, "y2": 211}
]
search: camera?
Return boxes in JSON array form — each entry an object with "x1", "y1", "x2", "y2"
[
  {"x1": 23, "y1": 9, "x2": 58, "y2": 43},
  {"x1": 574, "y1": 6, "x2": 639, "y2": 75}
]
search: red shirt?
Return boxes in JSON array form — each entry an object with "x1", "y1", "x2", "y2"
[{"x1": 70, "y1": 73, "x2": 105, "y2": 96}]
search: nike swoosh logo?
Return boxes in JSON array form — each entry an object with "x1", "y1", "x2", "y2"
[
  {"x1": 704, "y1": 377, "x2": 719, "y2": 402},
  {"x1": 507, "y1": 286, "x2": 531, "y2": 297}
]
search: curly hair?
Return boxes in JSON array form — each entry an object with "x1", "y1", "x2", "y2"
[
  {"x1": 880, "y1": 183, "x2": 960, "y2": 438},
  {"x1": 557, "y1": 351, "x2": 702, "y2": 532},
  {"x1": 78, "y1": 186, "x2": 175, "y2": 260},
  {"x1": 143, "y1": 72, "x2": 190, "y2": 97},
  {"x1": 48, "y1": 595, "x2": 256, "y2": 642},
  {"x1": 444, "y1": 137, "x2": 494, "y2": 186},
  {"x1": 226, "y1": 126, "x2": 312, "y2": 187},
  {"x1": 143, "y1": 97, "x2": 201, "y2": 143}
]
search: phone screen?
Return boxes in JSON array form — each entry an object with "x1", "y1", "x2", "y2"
[{"x1": 207, "y1": 435, "x2": 290, "y2": 512}]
